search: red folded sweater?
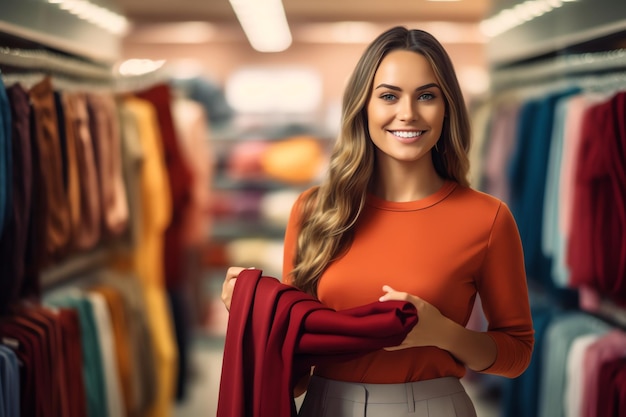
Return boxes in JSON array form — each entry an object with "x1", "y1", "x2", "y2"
[{"x1": 217, "y1": 269, "x2": 418, "y2": 417}]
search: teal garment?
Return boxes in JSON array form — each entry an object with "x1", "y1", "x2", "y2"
[
  {"x1": 541, "y1": 95, "x2": 572, "y2": 288},
  {"x1": 0, "y1": 345, "x2": 19, "y2": 417},
  {"x1": 47, "y1": 293, "x2": 109, "y2": 417},
  {"x1": 507, "y1": 88, "x2": 580, "y2": 289},
  {"x1": 537, "y1": 311, "x2": 612, "y2": 417},
  {"x1": 0, "y1": 75, "x2": 11, "y2": 239}
]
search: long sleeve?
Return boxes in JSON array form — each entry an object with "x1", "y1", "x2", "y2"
[{"x1": 478, "y1": 202, "x2": 535, "y2": 377}]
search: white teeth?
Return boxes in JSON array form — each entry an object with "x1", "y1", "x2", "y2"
[{"x1": 391, "y1": 131, "x2": 423, "y2": 138}]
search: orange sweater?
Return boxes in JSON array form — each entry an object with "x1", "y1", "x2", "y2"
[{"x1": 282, "y1": 180, "x2": 534, "y2": 383}]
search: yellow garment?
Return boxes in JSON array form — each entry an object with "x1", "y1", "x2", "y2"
[{"x1": 113, "y1": 95, "x2": 178, "y2": 417}]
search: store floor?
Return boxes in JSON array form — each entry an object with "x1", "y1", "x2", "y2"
[{"x1": 174, "y1": 291, "x2": 503, "y2": 417}]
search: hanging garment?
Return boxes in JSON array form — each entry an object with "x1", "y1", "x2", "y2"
[
  {"x1": 56, "y1": 308, "x2": 88, "y2": 417},
  {"x1": 0, "y1": 83, "x2": 32, "y2": 312},
  {"x1": 507, "y1": 88, "x2": 580, "y2": 287},
  {"x1": 596, "y1": 356, "x2": 626, "y2": 417},
  {"x1": 28, "y1": 76, "x2": 72, "y2": 263},
  {"x1": 47, "y1": 294, "x2": 109, "y2": 417},
  {"x1": 568, "y1": 92, "x2": 626, "y2": 305},
  {"x1": 86, "y1": 93, "x2": 129, "y2": 239},
  {"x1": 0, "y1": 344, "x2": 20, "y2": 417},
  {"x1": 0, "y1": 76, "x2": 11, "y2": 240},
  {"x1": 63, "y1": 92, "x2": 101, "y2": 250},
  {"x1": 93, "y1": 270, "x2": 157, "y2": 417},
  {"x1": 112, "y1": 96, "x2": 177, "y2": 417},
  {"x1": 217, "y1": 268, "x2": 418, "y2": 417},
  {"x1": 115, "y1": 99, "x2": 145, "y2": 250},
  {"x1": 55, "y1": 91, "x2": 82, "y2": 254},
  {"x1": 135, "y1": 84, "x2": 193, "y2": 292}
]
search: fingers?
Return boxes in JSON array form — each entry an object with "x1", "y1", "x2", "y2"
[
  {"x1": 379, "y1": 285, "x2": 409, "y2": 302},
  {"x1": 221, "y1": 266, "x2": 257, "y2": 311},
  {"x1": 221, "y1": 266, "x2": 249, "y2": 311},
  {"x1": 382, "y1": 285, "x2": 396, "y2": 293}
]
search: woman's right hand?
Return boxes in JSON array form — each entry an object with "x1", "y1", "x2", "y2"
[{"x1": 221, "y1": 266, "x2": 247, "y2": 311}]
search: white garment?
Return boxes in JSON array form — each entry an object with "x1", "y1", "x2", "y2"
[
  {"x1": 564, "y1": 333, "x2": 604, "y2": 417},
  {"x1": 87, "y1": 292, "x2": 126, "y2": 417}
]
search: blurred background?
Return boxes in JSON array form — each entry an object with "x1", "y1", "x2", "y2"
[{"x1": 0, "y1": 1, "x2": 625, "y2": 416}]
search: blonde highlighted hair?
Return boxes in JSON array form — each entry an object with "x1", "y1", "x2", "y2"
[{"x1": 290, "y1": 26, "x2": 471, "y2": 296}]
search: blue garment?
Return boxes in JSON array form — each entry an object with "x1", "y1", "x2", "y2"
[
  {"x1": 0, "y1": 347, "x2": 5, "y2": 417},
  {"x1": 507, "y1": 88, "x2": 580, "y2": 289},
  {"x1": 0, "y1": 345, "x2": 20, "y2": 417},
  {"x1": 500, "y1": 304, "x2": 559, "y2": 417},
  {"x1": 0, "y1": 75, "x2": 11, "y2": 239}
]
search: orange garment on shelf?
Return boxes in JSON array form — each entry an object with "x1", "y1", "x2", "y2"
[
  {"x1": 283, "y1": 180, "x2": 534, "y2": 383},
  {"x1": 260, "y1": 135, "x2": 326, "y2": 184}
]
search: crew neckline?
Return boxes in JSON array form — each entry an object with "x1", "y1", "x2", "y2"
[{"x1": 366, "y1": 180, "x2": 457, "y2": 211}]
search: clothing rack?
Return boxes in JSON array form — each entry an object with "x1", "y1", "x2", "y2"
[
  {"x1": 0, "y1": 47, "x2": 173, "y2": 293},
  {"x1": 490, "y1": 48, "x2": 626, "y2": 92},
  {"x1": 0, "y1": 44, "x2": 120, "y2": 289},
  {"x1": 0, "y1": 46, "x2": 172, "y2": 96},
  {"x1": 0, "y1": 47, "x2": 112, "y2": 79}
]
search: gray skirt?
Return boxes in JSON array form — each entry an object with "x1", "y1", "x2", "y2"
[{"x1": 297, "y1": 375, "x2": 477, "y2": 417}]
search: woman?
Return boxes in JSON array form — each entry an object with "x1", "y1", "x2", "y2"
[{"x1": 223, "y1": 26, "x2": 534, "y2": 417}]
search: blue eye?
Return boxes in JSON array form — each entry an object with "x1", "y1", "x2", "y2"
[
  {"x1": 418, "y1": 92, "x2": 435, "y2": 101},
  {"x1": 380, "y1": 93, "x2": 397, "y2": 101}
]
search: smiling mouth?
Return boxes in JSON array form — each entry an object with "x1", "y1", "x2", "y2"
[{"x1": 389, "y1": 130, "x2": 425, "y2": 138}]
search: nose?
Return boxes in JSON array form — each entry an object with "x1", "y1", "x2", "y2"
[{"x1": 398, "y1": 97, "x2": 417, "y2": 122}]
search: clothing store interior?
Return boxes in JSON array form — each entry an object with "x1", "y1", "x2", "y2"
[{"x1": 0, "y1": 0, "x2": 625, "y2": 416}]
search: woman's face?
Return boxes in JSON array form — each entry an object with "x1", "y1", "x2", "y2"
[{"x1": 366, "y1": 49, "x2": 446, "y2": 167}]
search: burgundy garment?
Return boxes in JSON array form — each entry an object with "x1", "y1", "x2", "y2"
[
  {"x1": 136, "y1": 84, "x2": 193, "y2": 290},
  {"x1": 568, "y1": 92, "x2": 626, "y2": 306},
  {"x1": 597, "y1": 357, "x2": 626, "y2": 417},
  {"x1": 606, "y1": 92, "x2": 626, "y2": 302},
  {"x1": 217, "y1": 269, "x2": 418, "y2": 417},
  {"x1": 57, "y1": 308, "x2": 88, "y2": 417},
  {"x1": 0, "y1": 317, "x2": 47, "y2": 417},
  {"x1": 12, "y1": 305, "x2": 67, "y2": 417},
  {"x1": 0, "y1": 83, "x2": 32, "y2": 312}
]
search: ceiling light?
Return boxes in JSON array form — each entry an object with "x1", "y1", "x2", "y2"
[
  {"x1": 49, "y1": 0, "x2": 129, "y2": 35},
  {"x1": 229, "y1": 0, "x2": 292, "y2": 52},
  {"x1": 480, "y1": 0, "x2": 578, "y2": 38},
  {"x1": 117, "y1": 59, "x2": 166, "y2": 76}
]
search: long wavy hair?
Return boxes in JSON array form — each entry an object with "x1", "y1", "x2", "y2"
[{"x1": 290, "y1": 26, "x2": 471, "y2": 296}]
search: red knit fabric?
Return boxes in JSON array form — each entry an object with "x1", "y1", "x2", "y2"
[{"x1": 217, "y1": 269, "x2": 418, "y2": 417}]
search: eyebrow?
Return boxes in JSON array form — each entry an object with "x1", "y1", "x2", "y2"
[{"x1": 374, "y1": 82, "x2": 441, "y2": 92}]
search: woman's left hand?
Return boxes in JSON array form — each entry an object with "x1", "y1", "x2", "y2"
[
  {"x1": 379, "y1": 285, "x2": 450, "y2": 350},
  {"x1": 221, "y1": 266, "x2": 247, "y2": 311}
]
